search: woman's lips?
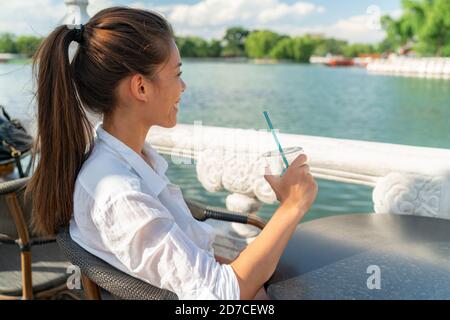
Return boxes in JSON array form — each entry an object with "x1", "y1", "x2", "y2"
[{"x1": 174, "y1": 97, "x2": 181, "y2": 112}]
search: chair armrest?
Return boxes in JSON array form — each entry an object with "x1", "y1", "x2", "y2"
[
  {"x1": 0, "y1": 177, "x2": 29, "y2": 195},
  {"x1": 30, "y1": 236, "x2": 56, "y2": 246},
  {"x1": 185, "y1": 199, "x2": 266, "y2": 230}
]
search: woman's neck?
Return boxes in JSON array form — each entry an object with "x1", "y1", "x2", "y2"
[{"x1": 102, "y1": 114, "x2": 150, "y2": 156}]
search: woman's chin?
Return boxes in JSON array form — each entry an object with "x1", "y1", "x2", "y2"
[{"x1": 160, "y1": 118, "x2": 177, "y2": 128}]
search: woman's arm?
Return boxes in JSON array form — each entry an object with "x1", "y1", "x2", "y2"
[
  {"x1": 230, "y1": 154, "x2": 317, "y2": 300},
  {"x1": 230, "y1": 203, "x2": 305, "y2": 299}
]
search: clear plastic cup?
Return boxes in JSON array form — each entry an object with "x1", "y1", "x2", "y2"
[{"x1": 261, "y1": 146, "x2": 304, "y2": 176}]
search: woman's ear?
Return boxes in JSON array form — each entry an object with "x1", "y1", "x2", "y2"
[{"x1": 129, "y1": 74, "x2": 152, "y2": 102}]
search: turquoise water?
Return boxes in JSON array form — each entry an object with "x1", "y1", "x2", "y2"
[{"x1": 1, "y1": 61, "x2": 449, "y2": 222}]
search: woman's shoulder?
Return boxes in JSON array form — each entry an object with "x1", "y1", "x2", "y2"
[{"x1": 76, "y1": 142, "x2": 142, "y2": 200}]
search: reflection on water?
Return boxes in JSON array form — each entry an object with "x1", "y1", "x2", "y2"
[{"x1": 1, "y1": 61, "x2": 449, "y2": 222}]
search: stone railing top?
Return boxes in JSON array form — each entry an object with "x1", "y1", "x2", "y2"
[{"x1": 148, "y1": 123, "x2": 450, "y2": 186}]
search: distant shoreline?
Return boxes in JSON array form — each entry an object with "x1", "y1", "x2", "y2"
[
  {"x1": 0, "y1": 56, "x2": 303, "y2": 65},
  {"x1": 0, "y1": 53, "x2": 30, "y2": 64},
  {"x1": 0, "y1": 58, "x2": 31, "y2": 64},
  {"x1": 181, "y1": 57, "x2": 302, "y2": 64}
]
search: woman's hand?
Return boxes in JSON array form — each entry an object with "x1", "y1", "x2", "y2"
[
  {"x1": 264, "y1": 153, "x2": 318, "y2": 216},
  {"x1": 231, "y1": 154, "x2": 318, "y2": 299}
]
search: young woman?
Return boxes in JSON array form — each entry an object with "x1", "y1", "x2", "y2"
[{"x1": 26, "y1": 7, "x2": 318, "y2": 300}]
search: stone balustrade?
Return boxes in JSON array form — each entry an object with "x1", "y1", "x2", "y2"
[
  {"x1": 146, "y1": 123, "x2": 450, "y2": 258},
  {"x1": 367, "y1": 57, "x2": 450, "y2": 79}
]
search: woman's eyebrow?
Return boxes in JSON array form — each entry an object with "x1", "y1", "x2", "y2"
[{"x1": 175, "y1": 62, "x2": 182, "y2": 68}]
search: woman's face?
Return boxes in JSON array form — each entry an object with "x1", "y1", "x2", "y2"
[
  {"x1": 115, "y1": 39, "x2": 186, "y2": 129},
  {"x1": 146, "y1": 39, "x2": 187, "y2": 128}
]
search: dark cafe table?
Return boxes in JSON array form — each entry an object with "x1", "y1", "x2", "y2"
[{"x1": 265, "y1": 214, "x2": 450, "y2": 300}]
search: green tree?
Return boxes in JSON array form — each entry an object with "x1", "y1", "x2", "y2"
[
  {"x1": 207, "y1": 39, "x2": 222, "y2": 57},
  {"x1": 377, "y1": 37, "x2": 397, "y2": 54},
  {"x1": 176, "y1": 36, "x2": 209, "y2": 57},
  {"x1": 380, "y1": 16, "x2": 404, "y2": 50},
  {"x1": 221, "y1": 27, "x2": 249, "y2": 57},
  {"x1": 269, "y1": 38, "x2": 294, "y2": 60},
  {"x1": 381, "y1": 0, "x2": 426, "y2": 51},
  {"x1": 342, "y1": 43, "x2": 376, "y2": 57},
  {"x1": 416, "y1": 0, "x2": 450, "y2": 56},
  {"x1": 269, "y1": 36, "x2": 317, "y2": 62},
  {"x1": 380, "y1": 0, "x2": 450, "y2": 56},
  {"x1": 176, "y1": 37, "x2": 195, "y2": 57},
  {"x1": 290, "y1": 36, "x2": 316, "y2": 62},
  {"x1": 15, "y1": 35, "x2": 42, "y2": 57},
  {"x1": 245, "y1": 30, "x2": 284, "y2": 58},
  {"x1": 0, "y1": 33, "x2": 17, "y2": 53},
  {"x1": 313, "y1": 38, "x2": 347, "y2": 56}
]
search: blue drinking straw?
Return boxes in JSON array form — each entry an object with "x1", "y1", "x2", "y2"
[{"x1": 263, "y1": 111, "x2": 289, "y2": 174}]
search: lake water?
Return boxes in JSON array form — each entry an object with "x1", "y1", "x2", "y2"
[{"x1": 1, "y1": 60, "x2": 449, "y2": 222}]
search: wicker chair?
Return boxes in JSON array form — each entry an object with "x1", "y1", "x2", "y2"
[
  {"x1": 57, "y1": 199, "x2": 267, "y2": 300},
  {"x1": 0, "y1": 177, "x2": 71, "y2": 300}
]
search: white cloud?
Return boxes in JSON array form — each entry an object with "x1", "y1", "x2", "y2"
[
  {"x1": 163, "y1": 0, "x2": 324, "y2": 26},
  {"x1": 239, "y1": 8, "x2": 403, "y2": 44},
  {"x1": 0, "y1": 0, "x2": 115, "y2": 36},
  {"x1": 0, "y1": 0, "x2": 65, "y2": 36},
  {"x1": 87, "y1": 0, "x2": 116, "y2": 16},
  {"x1": 137, "y1": 0, "x2": 390, "y2": 43},
  {"x1": 0, "y1": 1, "x2": 401, "y2": 44},
  {"x1": 325, "y1": 14, "x2": 386, "y2": 43},
  {"x1": 258, "y1": 2, "x2": 324, "y2": 24},
  {"x1": 133, "y1": 0, "x2": 325, "y2": 39},
  {"x1": 303, "y1": 8, "x2": 402, "y2": 43}
]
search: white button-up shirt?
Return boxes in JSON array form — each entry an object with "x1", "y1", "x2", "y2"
[{"x1": 69, "y1": 123, "x2": 240, "y2": 300}]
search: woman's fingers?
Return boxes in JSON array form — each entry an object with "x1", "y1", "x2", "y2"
[
  {"x1": 299, "y1": 164, "x2": 310, "y2": 176},
  {"x1": 290, "y1": 153, "x2": 308, "y2": 168},
  {"x1": 291, "y1": 163, "x2": 310, "y2": 175}
]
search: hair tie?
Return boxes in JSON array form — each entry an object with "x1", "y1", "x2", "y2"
[{"x1": 73, "y1": 24, "x2": 84, "y2": 44}]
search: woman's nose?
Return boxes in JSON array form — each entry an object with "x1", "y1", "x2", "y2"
[{"x1": 181, "y1": 79, "x2": 187, "y2": 92}]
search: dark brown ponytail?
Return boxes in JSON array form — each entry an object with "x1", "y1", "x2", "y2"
[{"x1": 26, "y1": 7, "x2": 174, "y2": 235}]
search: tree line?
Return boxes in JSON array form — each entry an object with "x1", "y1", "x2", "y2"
[
  {"x1": 0, "y1": 30, "x2": 378, "y2": 63},
  {"x1": 175, "y1": 28, "x2": 380, "y2": 63},
  {"x1": 1, "y1": 0, "x2": 448, "y2": 61},
  {"x1": 0, "y1": 33, "x2": 42, "y2": 57}
]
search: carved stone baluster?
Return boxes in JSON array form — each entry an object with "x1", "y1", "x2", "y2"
[
  {"x1": 373, "y1": 172, "x2": 450, "y2": 219},
  {"x1": 196, "y1": 146, "x2": 290, "y2": 237}
]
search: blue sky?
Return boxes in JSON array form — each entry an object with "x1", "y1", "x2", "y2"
[{"x1": 1, "y1": 0, "x2": 403, "y2": 43}]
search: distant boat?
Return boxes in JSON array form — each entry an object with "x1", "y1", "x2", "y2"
[
  {"x1": 326, "y1": 57, "x2": 354, "y2": 67},
  {"x1": 310, "y1": 55, "x2": 355, "y2": 67}
]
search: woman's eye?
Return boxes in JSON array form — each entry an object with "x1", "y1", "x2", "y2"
[{"x1": 177, "y1": 71, "x2": 183, "y2": 77}]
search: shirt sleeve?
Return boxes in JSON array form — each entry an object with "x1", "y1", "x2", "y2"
[{"x1": 91, "y1": 190, "x2": 241, "y2": 300}]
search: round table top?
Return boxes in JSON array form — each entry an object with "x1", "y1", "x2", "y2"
[{"x1": 266, "y1": 213, "x2": 450, "y2": 300}]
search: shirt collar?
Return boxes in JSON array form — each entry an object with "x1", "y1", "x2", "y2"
[{"x1": 95, "y1": 122, "x2": 168, "y2": 197}]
